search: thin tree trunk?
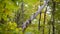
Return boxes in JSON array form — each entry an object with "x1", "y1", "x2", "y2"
[
  {"x1": 38, "y1": 0, "x2": 42, "y2": 31},
  {"x1": 43, "y1": 5, "x2": 47, "y2": 34},
  {"x1": 48, "y1": 25, "x2": 51, "y2": 34},
  {"x1": 52, "y1": 0, "x2": 55, "y2": 34},
  {"x1": 22, "y1": 0, "x2": 49, "y2": 32},
  {"x1": 38, "y1": 12, "x2": 41, "y2": 31},
  {"x1": 21, "y1": 0, "x2": 24, "y2": 19}
]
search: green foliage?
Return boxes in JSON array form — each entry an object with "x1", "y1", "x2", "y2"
[
  {"x1": 0, "y1": 22, "x2": 19, "y2": 34},
  {"x1": 0, "y1": 0, "x2": 60, "y2": 34}
]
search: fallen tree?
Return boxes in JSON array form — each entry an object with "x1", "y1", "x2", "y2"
[{"x1": 22, "y1": 0, "x2": 50, "y2": 31}]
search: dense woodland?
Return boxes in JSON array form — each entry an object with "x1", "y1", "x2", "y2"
[{"x1": 0, "y1": 0, "x2": 60, "y2": 34}]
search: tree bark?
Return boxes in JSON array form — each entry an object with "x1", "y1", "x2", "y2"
[
  {"x1": 22, "y1": 0, "x2": 50, "y2": 31},
  {"x1": 52, "y1": 0, "x2": 55, "y2": 34}
]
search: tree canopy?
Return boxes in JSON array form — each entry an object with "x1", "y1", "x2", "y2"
[{"x1": 0, "y1": 0, "x2": 60, "y2": 34}]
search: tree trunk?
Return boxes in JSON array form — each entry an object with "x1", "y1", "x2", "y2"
[
  {"x1": 52, "y1": 0, "x2": 55, "y2": 34},
  {"x1": 22, "y1": 0, "x2": 50, "y2": 31}
]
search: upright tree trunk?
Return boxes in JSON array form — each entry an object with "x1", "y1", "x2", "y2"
[
  {"x1": 38, "y1": 0, "x2": 42, "y2": 31},
  {"x1": 43, "y1": 6, "x2": 47, "y2": 34},
  {"x1": 43, "y1": 0, "x2": 48, "y2": 34},
  {"x1": 21, "y1": 0, "x2": 24, "y2": 21},
  {"x1": 51, "y1": 0, "x2": 55, "y2": 34},
  {"x1": 38, "y1": 12, "x2": 41, "y2": 31}
]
